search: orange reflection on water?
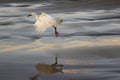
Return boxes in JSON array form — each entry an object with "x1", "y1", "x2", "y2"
[
  {"x1": 0, "y1": 43, "x2": 34, "y2": 53},
  {"x1": 65, "y1": 41, "x2": 93, "y2": 48},
  {"x1": 99, "y1": 39, "x2": 120, "y2": 43},
  {"x1": 64, "y1": 59, "x2": 79, "y2": 65},
  {"x1": 31, "y1": 44, "x2": 55, "y2": 51},
  {"x1": 63, "y1": 69, "x2": 93, "y2": 74},
  {"x1": 63, "y1": 69, "x2": 80, "y2": 74},
  {"x1": 1, "y1": 38, "x2": 120, "y2": 53}
]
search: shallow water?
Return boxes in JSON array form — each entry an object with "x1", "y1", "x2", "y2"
[{"x1": 0, "y1": 0, "x2": 120, "y2": 80}]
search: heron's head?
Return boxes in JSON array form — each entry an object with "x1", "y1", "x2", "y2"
[{"x1": 27, "y1": 13, "x2": 37, "y2": 17}]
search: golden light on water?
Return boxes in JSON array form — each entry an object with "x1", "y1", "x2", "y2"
[
  {"x1": 63, "y1": 69, "x2": 93, "y2": 74},
  {"x1": 64, "y1": 41, "x2": 93, "y2": 48},
  {"x1": 0, "y1": 38, "x2": 120, "y2": 53},
  {"x1": 63, "y1": 69, "x2": 80, "y2": 74},
  {"x1": 31, "y1": 44, "x2": 55, "y2": 51}
]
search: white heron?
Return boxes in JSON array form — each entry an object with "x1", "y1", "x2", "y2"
[{"x1": 28, "y1": 12, "x2": 62, "y2": 37}]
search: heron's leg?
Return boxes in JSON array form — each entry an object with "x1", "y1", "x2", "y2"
[
  {"x1": 52, "y1": 26, "x2": 57, "y2": 32},
  {"x1": 54, "y1": 57, "x2": 63, "y2": 67},
  {"x1": 52, "y1": 56, "x2": 58, "y2": 66},
  {"x1": 52, "y1": 26, "x2": 59, "y2": 37},
  {"x1": 55, "y1": 56, "x2": 57, "y2": 64}
]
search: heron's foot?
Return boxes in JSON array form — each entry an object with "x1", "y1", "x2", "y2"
[{"x1": 55, "y1": 31, "x2": 59, "y2": 37}]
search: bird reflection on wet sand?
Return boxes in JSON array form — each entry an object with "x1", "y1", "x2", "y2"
[{"x1": 30, "y1": 57, "x2": 63, "y2": 80}]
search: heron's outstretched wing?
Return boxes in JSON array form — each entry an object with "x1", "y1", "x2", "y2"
[
  {"x1": 34, "y1": 12, "x2": 61, "y2": 33},
  {"x1": 39, "y1": 12, "x2": 58, "y2": 27}
]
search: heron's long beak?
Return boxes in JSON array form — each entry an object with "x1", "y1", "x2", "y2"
[{"x1": 27, "y1": 14, "x2": 32, "y2": 17}]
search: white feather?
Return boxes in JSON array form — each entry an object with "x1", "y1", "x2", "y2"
[
  {"x1": 30, "y1": 12, "x2": 62, "y2": 33},
  {"x1": 34, "y1": 20, "x2": 48, "y2": 33}
]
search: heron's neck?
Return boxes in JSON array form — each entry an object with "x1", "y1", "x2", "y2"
[{"x1": 33, "y1": 14, "x2": 39, "y2": 20}]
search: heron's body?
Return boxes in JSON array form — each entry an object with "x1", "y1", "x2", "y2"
[{"x1": 28, "y1": 12, "x2": 62, "y2": 37}]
